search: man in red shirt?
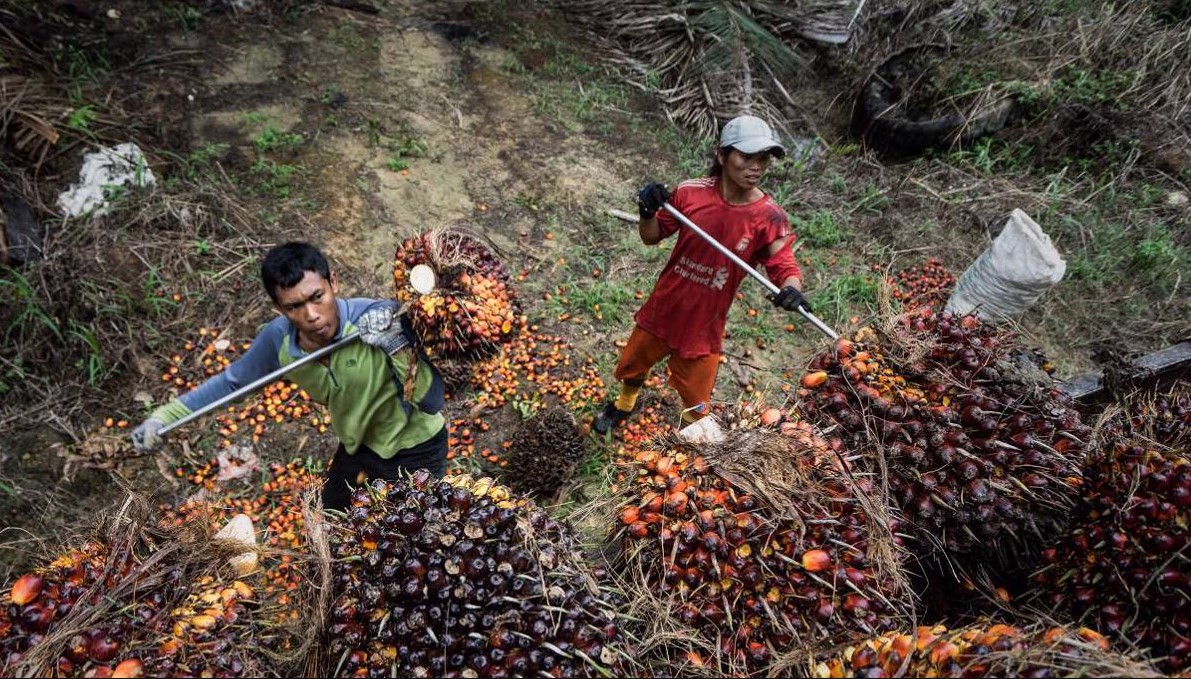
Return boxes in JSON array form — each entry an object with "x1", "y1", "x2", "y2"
[{"x1": 593, "y1": 115, "x2": 809, "y2": 435}]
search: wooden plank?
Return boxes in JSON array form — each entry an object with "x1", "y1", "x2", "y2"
[{"x1": 1060, "y1": 341, "x2": 1191, "y2": 401}]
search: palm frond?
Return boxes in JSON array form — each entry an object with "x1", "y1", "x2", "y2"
[
  {"x1": 565, "y1": 0, "x2": 867, "y2": 140},
  {"x1": 0, "y1": 18, "x2": 65, "y2": 167}
]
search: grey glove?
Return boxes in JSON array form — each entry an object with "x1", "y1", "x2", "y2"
[
  {"x1": 356, "y1": 305, "x2": 410, "y2": 355},
  {"x1": 131, "y1": 418, "x2": 166, "y2": 453}
]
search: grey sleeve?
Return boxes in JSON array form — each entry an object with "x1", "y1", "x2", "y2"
[{"x1": 177, "y1": 321, "x2": 286, "y2": 413}]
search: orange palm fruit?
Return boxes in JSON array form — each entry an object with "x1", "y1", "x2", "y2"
[
  {"x1": 801, "y1": 549, "x2": 831, "y2": 572},
  {"x1": 9, "y1": 573, "x2": 43, "y2": 605},
  {"x1": 801, "y1": 371, "x2": 829, "y2": 389}
]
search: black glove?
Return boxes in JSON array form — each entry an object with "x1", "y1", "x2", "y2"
[
  {"x1": 773, "y1": 286, "x2": 811, "y2": 312},
  {"x1": 637, "y1": 182, "x2": 670, "y2": 219}
]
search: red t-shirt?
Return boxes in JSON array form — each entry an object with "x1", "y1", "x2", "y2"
[{"x1": 635, "y1": 177, "x2": 800, "y2": 358}]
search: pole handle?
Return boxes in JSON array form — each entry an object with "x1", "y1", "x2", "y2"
[
  {"x1": 159, "y1": 333, "x2": 361, "y2": 436},
  {"x1": 660, "y1": 203, "x2": 840, "y2": 341}
]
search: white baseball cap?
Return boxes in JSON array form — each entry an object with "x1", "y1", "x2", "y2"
[{"x1": 719, "y1": 115, "x2": 786, "y2": 157}]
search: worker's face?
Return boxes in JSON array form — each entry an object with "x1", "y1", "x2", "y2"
[
  {"x1": 273, "y1": 270, "x2": 340, "y2": 346},
  {"x1": 719, "y1": 147, "x2": 775, "y2": 190}
]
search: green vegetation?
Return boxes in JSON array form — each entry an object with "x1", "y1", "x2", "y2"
[
  {"x1": 250, "y1": 158, "x2": 303, "y2": 199},
  {"x1": 811, "y1": 271, "x2": 882, "y2": 321},
  {"x1": 66, "y1": 104, "x2": 99, "y2": 133},
  {"x1": 166, "y1": 4, "x2": 203, "y2": 31},
  {"x1": 332, "y1": 22, "x2": 369, "y2": 51},
  {"x1": 791, "y1": 211, "x2": 844, "y2": 248},
  {"x1": 253, "y1": 125, "x2": 304, "y2": 153},
  {"x1": 0, "y1": 268, "x2": 62, "y2": 345}
]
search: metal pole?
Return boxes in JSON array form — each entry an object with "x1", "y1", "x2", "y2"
[
  {"x1": 160, "y1": 333, "x2": 361, "y2": 435},
  {"x1": 661, "y1": 203, "x2": 840, "y2": 341}
]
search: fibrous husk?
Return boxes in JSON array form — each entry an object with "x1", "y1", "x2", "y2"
[
  {"x1": 797, "y1": 310, "x2": 1088, "y2": 562},
  {"x1": 323, "y1": 471, "x2": 627, "y2": 678},
  {"x1": 612, "y1": 425, "x2": 911, "y2": 676},
  {"x1": 502, "y1": 406, "x2": 584, "y2": 502},
  {"x1": 0, "y1": 491, "x2": 325, "y2": 678}
]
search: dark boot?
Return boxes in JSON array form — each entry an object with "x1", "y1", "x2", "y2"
[{"x1": 592, "y1": 401, "x2": 636, "y2": 435}]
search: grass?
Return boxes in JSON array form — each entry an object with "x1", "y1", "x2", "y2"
[
  {"x1": 165, "y1": 4, "x2": 203, "y2": 31},
  {"x1": 0, "y1": 268, "x2": 62, "y2": 345},
  {"x1": 557, "y1": 276, "x2": 640, "y2": 326},
  {"x1": 250, "y1": 158, "x2": 303, "y2": 199},
  {"x1": 68, "y1": 322, "x2": 108, "y2": 387},
  {"x1": 809, "y1": 271, "x2": 882, "y2": 323},
  {"x1": 332, "y1": 22, "x2": 370, "y2": 51},
  {"x1": 66, "y1": 104, "x2": 100, "y2": 134},
  {"x1": 790, "y1": 210, "x2": 845, "y2": 248}
]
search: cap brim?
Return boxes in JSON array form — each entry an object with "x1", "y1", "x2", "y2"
[{"x1": 732, "y1": 139, "x2": 786, "y2": 157}]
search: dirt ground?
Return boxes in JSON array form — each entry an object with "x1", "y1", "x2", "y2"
[
  {"x1": 2, "y1": 0, "x2": 1188, "y2": 578},
  {"x1": 0, "y1": 0, "x2": 680, "y2": 574}
]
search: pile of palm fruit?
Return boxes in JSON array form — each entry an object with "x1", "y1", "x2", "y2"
[
  {"x1": 0, "y1": 502, "x2": 313, "y2": 678},
  {"x1": 324, "y1": 470, "x2": 626, "y2": 678},
  {"x1": 162, "y1": 459, "x2": 323, "y2": 605},
  {"x1": 614, "y1": 426, "x2": 909, "y2": 676},
  {"x1": 392, "y1": 227, "x2": 523, "y2": 360},
  {"x1": 797, "y1": 309, "x2": 1089, "y2": 558},
  {"x1": 886, "y1": 257, "x2": 957, "y2": 311},
  {"x1": 812, "y1": 622, "x2": 1162, "y2": 678},
  {"x1": 1030, "y1": 383, "x2": 1189, "y2": 673},
  {"x1": 501, "y1": 406, "x2": 585, "y2": 501},
  {"x1": 162, "y1": 328, "x2": 329, "y2": 446}
]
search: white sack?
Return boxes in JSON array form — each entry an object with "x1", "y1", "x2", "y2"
[{"x1": 944, "y1": 209, "x2": 1066, "y2": 321}]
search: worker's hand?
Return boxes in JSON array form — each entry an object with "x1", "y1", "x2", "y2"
[
  {"x1": 357, "y1": 305, "x2": 410, "y2": 355},
  {"x1": 637, "y1": 182, "x2": 670, "y2": 219},
  {"x1": 131, "y1": 418, "x2": 166, "y2": 453},
  {"x1": 773, "y1": 286, "x2": 811, "y2": 313}
]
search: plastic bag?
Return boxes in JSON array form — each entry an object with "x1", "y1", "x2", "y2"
[
  {"x1": 944, "y1": 209, "x2": 1066, "y2": 321},
  {"x1": 56, "y1": 142, "x2": 156, "y2": 218}
]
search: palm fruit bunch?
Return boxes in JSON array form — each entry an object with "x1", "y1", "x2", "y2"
[
  {"x1": 812, "y1": 622, "x2": 1163, "y2": 678},
  {"x1": 325, "y1": 470, "x2": 625, "y2": 678},
  {"x1": 615, "y1": 428, "x2": 909, "y2": 675},
  {"x1": 502, "y1": 406, "x2": 584, "y2": 501},
  {"x1": 392, "y1": 227, "x2": 522, "y2": 360},
  {"x1": 887, "y1": 257, "x2": 957, "y2": 311},
  {"x1": 1030, "y1": 385, "x2": 1190, "y2": 674},
  {"x1": 1, "y1": 541, "x2": 132, "y2": 676},
  {"x1": 1, "y1": 509, "x2": 307, "y2": 678},
  {"x1": 797, "y1": 310, "x2": 1088, "y2": 556},
  {"x1": 699, "y1": 401, "x2": 781, "y2": 432},
  {"x1": 1110, "y1": 382, "x2": 1189, "y2": 448}
]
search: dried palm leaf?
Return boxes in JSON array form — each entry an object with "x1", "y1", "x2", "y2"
[
  {"x1": 0, "y1": 20, "x2": 66, "y2": 166},
  {"x1": 565, "y1": 0, "x2": 867, "y2": 138}
]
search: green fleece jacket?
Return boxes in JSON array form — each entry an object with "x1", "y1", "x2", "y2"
[{"x1": 152, "y1": 298, "x2": 445, "y2": 457}]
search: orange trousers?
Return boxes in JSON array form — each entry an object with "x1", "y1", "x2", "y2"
[{"x1": 613, "y1": 326, "x2": 721, "y2": 415}]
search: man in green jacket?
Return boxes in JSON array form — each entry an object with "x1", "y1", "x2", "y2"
[{"x1": 131, "y1": 242, "x2": 447, "y2": 511}]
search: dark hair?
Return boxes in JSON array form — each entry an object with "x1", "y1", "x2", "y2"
[
  {"x1": 261, "y1": 242, "x2": 331, "y2": 302},
  {"x1": 709, "y1": 145, "x2": 785, "y2": 177},
  {"x1": 708, "y1": 148, "x2": 725, "y2": 177}
]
